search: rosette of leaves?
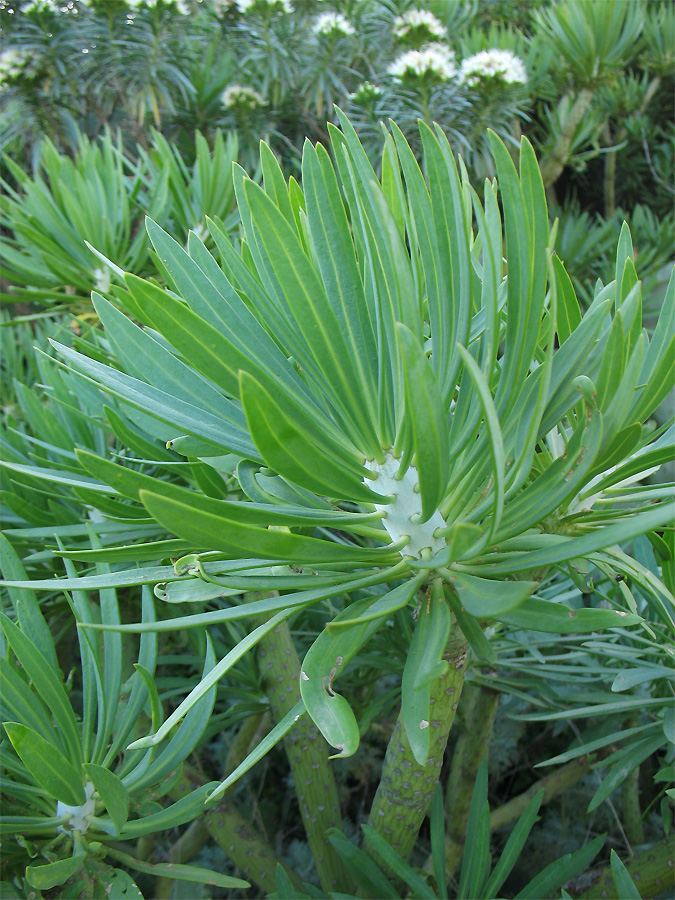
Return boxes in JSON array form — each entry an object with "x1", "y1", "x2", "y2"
[
  {"x1": 0, "y1": 537, "x2": 249, "y2": 898},
  {"x1": 4, "y1": 114, "x2": 674, "y2": 863}
]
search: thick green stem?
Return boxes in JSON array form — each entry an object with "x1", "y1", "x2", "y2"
[
  {"x1": 158, "y1": 764, "x2": 293, "y2": 894},
  {"x1": 569, "y1": 837, "x2": 675, "y2": 899},
  {"x1": 258, "y1": 618, "x2": 352, "y2": 894},
  {"x1": 154, "y1": 713, "x2": 274, "y2": 897},
  {"x1": 366, "y1": 617, "x2": 469, "y2": 864},
  {"x1": 540, "y1": 88, "x2": 595, "y2": 189},
  {"x1": 489, "y1": 754, "x2": 594, "y2": 833},
  {"x1": 443, "y1": 681, "x2": 500, "y2": 877}
]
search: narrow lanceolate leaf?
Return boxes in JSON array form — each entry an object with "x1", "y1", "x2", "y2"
[
  {"x1": 128, "y1": 614, "x2": 286, "y2": 750},
  {"x1": 0, "y1": 534, "x2": 58, "y2": 671},
  {"x1": 452, "y1": 573, "x2": 537, "y2": 618},
  {"x1": 139, "y1": 489, "x2": 399, "y2": 564},
  {"x1": 327, "y1": 575, "x2": 425, "y2": 627},
  {"x1": 302, "y1": 141, "x2": 378, "y2": 417},
  {"x1": 103, "y1": 847, "x2": 250, "y2": 890},
  {"x1": 240, "y1": 371, "x2": 375, "y2": 502},
  {"x1": 397, "y1": 324, "x2": 450, "y2": 522},
  {"x1": 491, "y1": 598, "x2": 642, "y2": 633},
  {"x1": 552, "y1": 256, "x2": 581, "y2": 345},
  {"x1": 239, "y1": 176, "x2": 381, "y2": 455},
  {"x1": 0, "y1": 613, "x2": 83, "y2": 767},
  {"x1": 83, "y1": 764, "x2": 129, "y2": 836},
  {"x1": 4, "y1": 723, "x2": 84, "y2": 806},
  {"x1": 207, "y1": 702, "x2": 305, "y2": 801},
  {"x1": 490, "y1": 132, "x2": 547, "y2": 420},
  {"x1": 300, "y1": 594, "x2": 397, "y2": 758},
  {"x1": 93, "y1": 294, "x2": 245, "y2": 427},
  {"x1": 76, "y1": 449, "x2": 380, "y2": 529},
  {"x1": 483, "y1": 791, "x2": 544, "y2": 898},
  {"x1": 457, "y1": 761, "x2": 491, "y2": 900},
  {"x1": 51, "y1": 341, "x2": 258, "y2": 459},
  {"x1": 402, "y1": 592, "x2": 452, "y2": 765},
  {"x1": 473, "y1": 500, "x2": 675, "y2": 576},
  {"x1": 456, "y1": 344, "x2": 505, "y2": 537}
]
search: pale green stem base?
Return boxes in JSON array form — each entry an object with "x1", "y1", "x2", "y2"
[
  {"x1": 540, "y1": 88, "x2": 595, "y2": 189},
  {"x1": 365, "y1": 620, "x2": 469, "y2": 865},
  {"x1": 258, "y1": 619, "x2": 352, "y2": 894}
]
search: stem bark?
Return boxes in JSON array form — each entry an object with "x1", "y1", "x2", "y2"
[
  {"x1": 365, "y1": 614, "x2": 469, "y2": 864},
  {"x1": 540, "y1": 88, "x2": 595, "y2": 189}
]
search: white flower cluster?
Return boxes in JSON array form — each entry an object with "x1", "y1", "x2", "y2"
[
  {"x1": 349, "y1": 80, "x2": 382, "y2": 102},
  {"x1": 393, "y1": 8, "x2": 446, "y2": 41},
  {"x1": 388, "y1": 44, "x2": 457, "y2": 81},
  {"x1": 459, "y1": 49, "x2": 527, "y2": 86},
  {"x1": 235, "y1": 0, "x2": 292, "y2": 13},
  {"x1": 221, "y1": 84, "x2": 267, "y2": 108},
  {"x1": 124, "y1": 0, "x2": 191, "y2": 11},
  {"x1": 313, "y1": 10, "x2": 355, "y2": 37},
  {"x1": 0, "y1": 47, "x2": 29, "y2": 84},
  {"x1": 21, "y1": 0, "x2": 78, "y2": 11}
]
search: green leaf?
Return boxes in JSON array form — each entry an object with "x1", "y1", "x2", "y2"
[
  {"x1": 452, "y1": 573, "x2": 537, "y2": 618},
  {"x1": 402, "y1": 589, "x2": 451, "y2": 764},
  {"x1": 239, "y1": 175, "x2": 381, "y2": 455},
  {"x1": 484, "y1": 791, "x2": 543, "y2": 898},
  {"x1": 326, "y1": 575, "x2": 425, "y2": 627},
  {"x1": 83, "y1": 764, "x2": 129, "y2": 836},
  {"x1": 51, "y1": 341, "x2": 256, "y2": 459},
  {"x1": 587, "y1": 731, "x2": 664, "y2": 812},
  {"x1": 552, "y1": 256, "x2": 581, "y2": 345},
  {"x1": 0, "y1": 657, "x2": 57, "y2": 743},
  {"x1": 456, "y1": 344, "x2": 505, "y2": 536},
  {"x1": 397, "y1": 323, "x2": 450, "y2": 521},
  {"x1": 444, "y1": 589, "x2": 495, "y2": 663},
  {"x1": 327, "y1": 829, "x2": 398, "y2": 900},
  {"x1": 361, "y1": 825, "x2": 436, "y2": 898},
  {"x1": 492, "y1": 598, "x2": 641, "y2": 633},
  {"x1": 26, "y1": 855, "x2": 86, "y2": 890},
  {"x1": 301, "y1": 592, "x2": 404, "y2": 758},
  {"x1": 417, "y1": 122, "x2": 472, "y2": 401},
  {"x1": 0, "y1": 534, "x2": 59, "y2": 672},
  {"x1": 609, "y1": 850, "x2": 641, "y2": 899},
  {"x1": 128, "y1": 614, "x2": 286, "y2": 750},
  {"x1": 103, "y1": 847, "x2": 249, "y2": 890},
  {"x1": 139, "y1": 488, "x2": 398, "y2": 565},
  {"x1": 301, "y1": 140, "x2": 378, "y2": 418},
  {"x1": 515, "y1": 834, "x2": 605, "y2": 899},
  {"x1": 477, "y1": 500, "x2": 675, "y2": 575},
  {"x1": 240, "y1": 370, "x2": 374, "y2": 502},
  {"x1": 207, "y1": 702, "x2": 305, "y2": 802},
  {"x1": 457, "y1": 761, "x2": 490, "y2": 900},
  {"x1": 0, "y1": 613, "x2": 83, "y2": 766},
  {"x1": 4, "y1": 723, "x2": 84, "y2": 806}
]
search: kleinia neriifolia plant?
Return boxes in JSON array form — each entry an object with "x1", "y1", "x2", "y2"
[{"x1": 3, "y1": 113, "x2": 673, "y2": 893}]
